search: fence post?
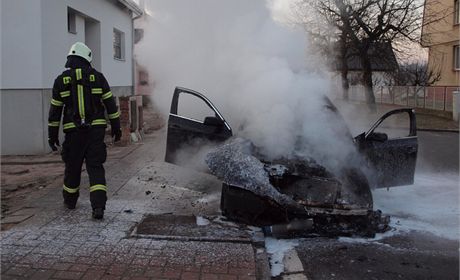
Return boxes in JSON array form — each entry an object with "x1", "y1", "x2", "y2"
[
  {"x1": 406, "y1": 87, "x2": 409, "y2": 106},
  {"x1": 392, "y1": 88, "x2": 395, "y2": 104},
  {"x1": 443, "y1": 86, "x2": 447, "y2": 111},
  {"x1": 423, "y1": 87, "x2": 426, "y2": 109}
]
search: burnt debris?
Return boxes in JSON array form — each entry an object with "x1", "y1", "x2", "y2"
[{"x1": 206, "y1": 137, "x2": 390, "y2": 237}]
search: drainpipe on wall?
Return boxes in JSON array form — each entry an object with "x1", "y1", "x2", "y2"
[{"x1": 130, "y1": 9, "x2": 143, "y2": 141}]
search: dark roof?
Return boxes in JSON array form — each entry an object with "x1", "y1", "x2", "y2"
[{"x1": 332, "y1": 42, "x2": 398, "y2": 72}]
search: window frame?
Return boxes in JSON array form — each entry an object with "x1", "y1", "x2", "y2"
[
  {"x1": 455, "y1": 0, "x2": 460, "y2": 25},
  {"x1": 67, "y1": 8, "x2": 77, "y2": 34},
  {"x1": 454, "y1": 45, "x2": 460, "y2": 71},
  {"x1": 113, "y1": 28, "x2": 125, "y2": 61}
]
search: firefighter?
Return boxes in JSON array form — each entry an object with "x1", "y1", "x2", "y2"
[{"x1": 48, "y1": 42, "x2": 122, "y2": 219}]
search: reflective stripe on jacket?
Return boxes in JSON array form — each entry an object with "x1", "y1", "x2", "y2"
[{"x1": 48, "y1": 67, "x2": 120, "y2": 133}]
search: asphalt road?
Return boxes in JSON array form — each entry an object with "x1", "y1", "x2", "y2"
[
  {"x1": 297, "y1": 232, "x2": 459, "y2": 280},
  {"x1": 417, "y1": 131, "x2": 459, "y2": 173},
  {"x1": 294, "y1": 131, "x2": 459, "y2": 280}
]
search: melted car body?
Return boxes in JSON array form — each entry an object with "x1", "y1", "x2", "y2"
[{"x1": 165, "y1": 87, "x2": 418, "y2": 236}]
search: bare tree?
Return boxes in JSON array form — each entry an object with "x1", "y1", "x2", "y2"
[
  {"x1": 393, "y1": 61, "x2": 441, "y2": 87},
  {"x1": 293, "y1": 1, "x2": 355, "y2": 100},
  {"x1": 296, "y1": 0, "x2": 426, "y2": 110}
]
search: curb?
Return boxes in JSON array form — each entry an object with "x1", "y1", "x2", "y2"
[
  {"x1": 417, "y1": 128, "x2": 459, "y2": 133},
  {"x1": 1, "y1": 143, "x2": 143, "y2": 165},
  {"x1": 130, "y1": 233, "x2": 254, "y2": 244}
]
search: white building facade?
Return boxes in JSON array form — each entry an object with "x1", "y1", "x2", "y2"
[{"x1": 1, "y1": 0, "x2": 141, "y2": 155}]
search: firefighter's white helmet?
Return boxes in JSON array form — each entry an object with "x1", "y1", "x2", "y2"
[{"x1": 68, "y1": 42, "x2": 92, "y2": 63}]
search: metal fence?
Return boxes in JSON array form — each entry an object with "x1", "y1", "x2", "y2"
[{"x1": 348, "y1": 85, "x2": 459, "y2": 112}]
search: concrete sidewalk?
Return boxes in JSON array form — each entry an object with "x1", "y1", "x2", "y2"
[{"x1": 1, "y1": 131, "x2": 267, "y2": 279}]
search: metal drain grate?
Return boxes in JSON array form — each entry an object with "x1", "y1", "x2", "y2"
[{"x1": 133, "y1": 214, "x2": 256, "y2": 243}]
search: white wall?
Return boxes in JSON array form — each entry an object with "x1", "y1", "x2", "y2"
[
  {"x1": 1, "y1": 0, "x2": 136, "y2": 155},
  {"x1": 1, "y1": 0, "x2": 43, "y2": 88},
  {"x1": 1, "y1": 90, "x2": 49, "y2": 154},
  {"x1": 41, "y1": 0, "x2": 133, "y2": 88},
  {"x1": 1, "y1": 0, "x2": 134, "y2": 90}
]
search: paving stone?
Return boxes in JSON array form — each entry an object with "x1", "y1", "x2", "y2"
[
  {"x1": 1, "y1": 215, "x2": 34, "y2": 224},
  {"x1": 143, "y1": 266, "x2": 163, "y2": 277},
  {"x1": 52, "y1": 270, "x2": 84, "y2": 280},
  {"x1": 76, "y1": 256, "x2": 98, "y2": 265},
  {"x1": 180, "y1": 271, "x2": 200, "y2": 280},
  {"x1": 100, "y1": 275, "x2": 122, "y2": 280},
  {"x1": 227, "y1": 268, "x2": 255, "y2": 276},
  {"x1": 131, "y1": 256, "x2": 151, "y2": 266},
  {"x1": 162, "y1": 267, "x2": 182, "y2": 279},
  {"x1": 4, "y1": 264, "x2": 34, "y2": 277},
  {"x1": 10, "y1": 208, "x2": 39, "y2": 217},
  {"x1": 69, "y1": 263, "x2": 91, "y2": 272},
  {"x1": 112, "y1": 253, "x2": 135, "y2": 264},
  {"x1": 201, "y1": 274, "x2": 219, "y2": 280},
  {"x1": 1, "y1": 275, "x2": 27, "y2": 280},
  {"x1": 238, "y1": 276, "x2": 257, "y2": 280},
  {"x1": 81, "y1": 268, "x2": 106, "y2": 280},
  {"x1": 51, "y1": 262, "x2": 73, "y2": 271},
  {"x1": 122, "y1": 266, "x2": 145, "y2": 277},
  {"x1": 30, "y1": 269, "x2": 55, "y2": 279},
  {"x1": 32, "y1": 257, "x2": 60, "y2": 269},
  {"x1": 106, "y1": 264, "x2": 129, "y2": 276},
  {"x1": 217, "y1": 275, "x2": 237, "y2": 280},
  {"x1": 148, "y1": 256, "x2": 167, "y2": 267},
  {"x1": 202, "y1": 265, "x2": 228, "y2": 274},
  {"x1": 11, "y1": 239, "x2": 42, "y2": 247},
  {"x1": 93, "y1": 254, "x2": 116, "y2": 266}
]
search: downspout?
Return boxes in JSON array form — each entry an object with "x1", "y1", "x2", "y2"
[
  {"x1": 131, "y1": 11, "x2": 142, "y2": 96},
  {"x1": 131, "y1": 11, "x2": 142, "y2": 133}
]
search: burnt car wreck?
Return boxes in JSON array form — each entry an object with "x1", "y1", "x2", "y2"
[{"x1": 165, "y1": 87, "x2": 418, "y2": 237}]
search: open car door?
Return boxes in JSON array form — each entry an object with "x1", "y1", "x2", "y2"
[
  {"x1": 355, "y1": 108, "x2": 418, "y2": 188},
  {"x1": 165, "y1": 87, "x2": 233, "y2": 164}
]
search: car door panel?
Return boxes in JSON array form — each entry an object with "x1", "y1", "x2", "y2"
[
  {"x1": 355, "y1": 108, "x2": 418, "y2": 188},
  {"x1": 165, "y1": 87, "x2": 232, "y2": 164}
]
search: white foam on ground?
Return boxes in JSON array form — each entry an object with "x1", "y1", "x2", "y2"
[
  {"x1": 196, "y1": 216, "x2": 210, "y2": 226},
  {"x1": 338, "y1": 227, "x2": 405, "y2": 246},
  {"x1": 196, "y1": 193, "x2": 220, "y2": 204},
  {"x1": 373, "y1": 172, "x2": 459, "y2": 241},
  {"x1": 265, "y1": 237, "x2": 300, "y2": 276}
]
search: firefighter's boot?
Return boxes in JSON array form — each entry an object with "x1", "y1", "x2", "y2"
[{"x1": 92, "y1": 208, "x2": 104, "y2": 219}]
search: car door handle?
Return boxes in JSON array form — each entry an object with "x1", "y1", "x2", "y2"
[{"x1": 170, "y1": 124, "x2": 181, "y2": 129}]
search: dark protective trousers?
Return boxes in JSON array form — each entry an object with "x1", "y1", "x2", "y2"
[{"x1": 61, "y1": 127, "x2": 107, "y2": 209}]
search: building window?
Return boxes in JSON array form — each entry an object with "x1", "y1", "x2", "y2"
[
  {"x1": 134, "y1": 28, "x2": 144, "y2": 44},
  {"x1": 455, "y1": 0, "x2": 460, "y2": 24},
  {"x1": 139, "y1": 70, "x2": 149, "y2": 85},
  {"x1": 68, "y1": 8, "x2": 76, "y2": 34},
  {"x1": 454, "y1": 45, "x2": 460, "y2": 70},
  {"x1": 113, "y1": 28, "x2": 125, "y2": 60}
]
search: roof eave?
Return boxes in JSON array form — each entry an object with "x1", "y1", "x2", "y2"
[{"x1": 117, "y1": 0, "x2": 143, "y2": 17}]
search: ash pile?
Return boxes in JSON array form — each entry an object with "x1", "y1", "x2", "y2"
[{"x1": 206, "y1": 137, "x2": 390, "y2": 238}]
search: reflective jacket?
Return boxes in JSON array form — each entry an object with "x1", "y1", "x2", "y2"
[{"x1": 48, "y1": 67, "x2": 120, "y2": 134}]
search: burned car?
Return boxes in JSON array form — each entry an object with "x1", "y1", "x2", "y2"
[{"x1": 165, "y1": 87, "x2": 418, "y2": 237}]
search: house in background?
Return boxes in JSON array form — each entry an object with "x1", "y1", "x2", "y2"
[
  {"x1": 421, "y1": 0, "x2": 460, "y2": 87},
  {"x1": 330, "y1": 42, "x2": 399, "y2": 99},
  {"x1": 1, "y1": 0, "x2": 142, "y2": 155}
]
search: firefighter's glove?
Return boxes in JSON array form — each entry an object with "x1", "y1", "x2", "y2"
[
  {"x1": 48, "y1": 137, "x2": 60, "y2": 151},
  {"x1": 112, "y1": 128, "x2": 122, "y2": 142}
]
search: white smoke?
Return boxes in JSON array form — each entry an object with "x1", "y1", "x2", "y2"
[{"x1": 136, "y1": 0, "x2": 357, "y2": 172}]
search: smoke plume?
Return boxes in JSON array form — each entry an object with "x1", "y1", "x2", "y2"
[{"x1": 136, "y1": 0, "x2": 357, "y2": 173}]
